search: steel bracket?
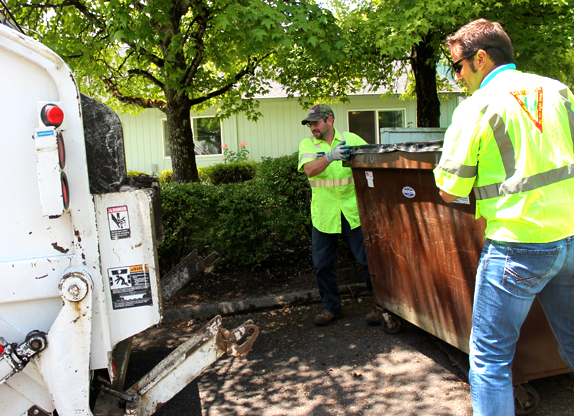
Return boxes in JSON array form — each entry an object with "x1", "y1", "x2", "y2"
[{"x1": 220, "y1": 320, "x2": 259, "y2": 359}]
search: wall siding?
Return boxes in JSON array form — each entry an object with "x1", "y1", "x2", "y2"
[{"x1": 118, "y1": 94, "x2": 461, "y2": 173}]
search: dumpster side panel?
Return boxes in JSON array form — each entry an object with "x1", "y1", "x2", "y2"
[
  {"x1": 351, "y1": 150, "x2": 571, "y2": 384},
  {"x1": 352, "y1": 158, "x2": 482, "y2": 352}
]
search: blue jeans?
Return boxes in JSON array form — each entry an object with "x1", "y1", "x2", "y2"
[
  {"x1": 470, "y1": 237, "x2": 574, "y2": 416},
  {"x1": 312, "y1": 214, "x2": 372, "y2": 315}
]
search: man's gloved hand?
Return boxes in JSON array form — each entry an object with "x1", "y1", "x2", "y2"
[{"x1": 325, "y1": 141, "x2": 350, "y2": 163}]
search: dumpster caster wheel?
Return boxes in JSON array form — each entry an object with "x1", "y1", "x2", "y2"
[
  {"x1": 382, "y1": 312, "x2": 402, "y2": 334},
  {"x1": 514, "y1": 384, "x2": 539, "y2": 415}
]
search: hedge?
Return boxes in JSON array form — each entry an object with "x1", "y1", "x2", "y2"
[{"x1": 157, "y1": 154, "x2": 312, "y2": 274}]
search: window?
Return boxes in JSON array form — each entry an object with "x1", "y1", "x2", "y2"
[
  {"x1": 193, "y1": 117, "x2": 222, "y2": 155},
  {"x1": 162, "y1": 117, "x2": 222, "y2": 157},
  {"x1": 348, "y1": 109, "x2": 405, "y2": 144},
  {"x1": 162, "y1": 120, "x2": 171, "y2": 158}
]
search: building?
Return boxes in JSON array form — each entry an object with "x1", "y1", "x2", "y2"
[{"x1": 118, "y1": 77, "x2": 462, "y2": 174}]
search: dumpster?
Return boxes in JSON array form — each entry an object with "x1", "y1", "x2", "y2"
[{"x1": 348, "y1": 140, "x2": 572, "y2": 414}]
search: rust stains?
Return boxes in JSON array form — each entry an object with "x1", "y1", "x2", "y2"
[{"x1": 51, "y1": 242, "x2": 69, "y2": 253}]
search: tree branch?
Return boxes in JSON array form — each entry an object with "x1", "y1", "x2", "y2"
[
  {"x1": 188, "y1": 55, "x2": 267, "y2": 106},
  {"x1": 127, "y1": 68, "x2": 165, "y2": 90},
  {"x1": 122, "y1": 40, "x2": 165, "y2": 68},
  {"x1": 183, "y1": 7, "x2": 210, "y2": 86},
  {"x1": 102, "y1": 78, "x2": 166, "y2": 110}
]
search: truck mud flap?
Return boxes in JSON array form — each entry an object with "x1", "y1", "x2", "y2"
[{"x1": 93, "y1": 316, "x2": 258, "y2": 416}]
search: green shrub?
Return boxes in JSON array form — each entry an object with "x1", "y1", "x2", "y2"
[
  {"x1": 158, "y1": 182, "x2": 221, "y2": 275},
  {"x1": 199, "y1": 161, "x2": 258, "y2": 185},
  {"x1": 255, "y1": 153, "x2": 312, "y2": 243},
  {"x1": 158, "y1": 153, "x2": 312, "y2": 272}
]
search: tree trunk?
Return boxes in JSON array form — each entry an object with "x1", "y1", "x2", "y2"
[
  {"x1": 410, "y1": 32, "x2": 441, "y2": 128},
  {"x1": 164, "y1": 91, "x2": 200, "y2": 183}
]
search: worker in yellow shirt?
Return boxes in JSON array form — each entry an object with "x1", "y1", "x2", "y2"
[
  {"x1": 434, "y1": 18, "x2": 574, "y2": 416},
  {"x1": 298, "y1": 104, "x2": 383, "y2": 326}
]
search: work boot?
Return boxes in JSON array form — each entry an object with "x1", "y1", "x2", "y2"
[
  {"x1": 365, "y1": 304, "x2": 383, "y2": 326},
  {"x1": 314, "y1": 310, "x2": 339, "y2": 326}
]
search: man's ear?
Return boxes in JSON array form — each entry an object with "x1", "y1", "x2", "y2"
[{"x1": 476, "y1": 49, "x2": 489, "y2": 69}]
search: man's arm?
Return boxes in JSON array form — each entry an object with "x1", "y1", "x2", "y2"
[
  {"x1": 303, "y1": 156, "x2": 330, "y2": 178},
  {"x1": 439, "y1": 190, "x2": 460, "y2": 203}
]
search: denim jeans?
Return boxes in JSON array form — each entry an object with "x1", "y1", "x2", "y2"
[
  {"x1": 470, "y1": 237, "x2": 574, "y2": 416},
  {"x1": 311, "y1": 214, "x2": 372, "y2": 315}
]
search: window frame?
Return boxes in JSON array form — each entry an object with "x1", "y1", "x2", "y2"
[
  {"x1": 161, "y1": 116, "x2": 223, "y2": 158},
  {"x1": 347, "y1": 108, "x2": 407, "y2": 144}
]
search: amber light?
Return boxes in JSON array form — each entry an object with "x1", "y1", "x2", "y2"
[{"x1": 41, "y1": 104, "x2": 64, "y2": 127}]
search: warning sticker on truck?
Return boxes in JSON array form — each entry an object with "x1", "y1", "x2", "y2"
[
  {"x1": 108, "y1": 265, "x2": 153, "y2": 310},
  {"x1": 107, "y1": 205, "x2": 131, "y2": 240}
]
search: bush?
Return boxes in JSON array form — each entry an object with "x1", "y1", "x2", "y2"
[
  {"x1": 158, "y1": 182, "x2": 221, "y2": 275},
  {"x1": 254, "y1": 153, "x2": 312, "y2": 243},
  {"x1": 158, "y1": 169, "x2": 174, "y2": 184},
  {"x1": 158, "y1": 153, "x2": 312, "y2": 272},
  {"x1": 127, "y1": 170, "x2": 147, "y2": 177},
  {"x1": 199, "y1": 161, "x2": 259, "y2": 185}
]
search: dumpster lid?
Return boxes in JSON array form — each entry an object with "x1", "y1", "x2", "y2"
[{"x1": 348, "y1": 140, "x2": 443, "y2": 155}]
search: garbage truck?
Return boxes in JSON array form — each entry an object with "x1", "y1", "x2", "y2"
[{"x1": 0, "y1": 17, "x2": 258, "y2": 416}]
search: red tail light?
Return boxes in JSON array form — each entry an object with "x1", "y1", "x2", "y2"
[
  {"x1": 61, "y1": 172, "x2": 70, "y2": 210},
  {"x1": 41, "y1": 104, "x2": 64, "y2": 127},
  {"x1": 57, "y1": 132, "x2": 66, "y2": 169}
]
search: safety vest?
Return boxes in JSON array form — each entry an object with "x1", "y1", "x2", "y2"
[
  {"x1": 435, "y1": 69, "x2": 574, "y2": 243},
  {"x1": 298, "y1": 129, "x2": 367, "y2": 233}
]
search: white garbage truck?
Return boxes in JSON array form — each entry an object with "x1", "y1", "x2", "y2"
[{"x1": 0, "y1": 18, "x2": 258, "y2": 416}]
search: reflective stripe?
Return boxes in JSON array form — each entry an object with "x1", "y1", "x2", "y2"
[
  {"x1": 437, "y1": 159, "x2": 477, "y2": 178},
  {"x1": 314, "y1": 143, "x2": 323, "y2": 149},
  {"x1": 299, "y1": 153, "x2": 317, "y2": 165},
  {"x1": 309, "y1": 177, "x2": 354, "y2": 187},
  {"x1": 473, "y1": 101, "x2": 574, "y2": 200},
  {"x1": 475, "y1": 163, "x2": 574, "y2": 200},
  {"x1": 558, "y1": 87, "x2": 574, "y2": 147},
  {"x1": 482, "y1": 105, "x2": 516, "y2": 180}
]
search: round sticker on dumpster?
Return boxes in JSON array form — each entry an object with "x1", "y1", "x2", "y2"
[{"x1": 402, "y1": 186, "x2": 416, "y2": 198}]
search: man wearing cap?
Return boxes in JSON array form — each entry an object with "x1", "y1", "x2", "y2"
[{"x1": 298, "y1": 104, "x2": 383, "y2": 326}]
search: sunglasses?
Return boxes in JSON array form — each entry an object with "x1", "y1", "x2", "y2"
[
  {"x1": 308, "y1": 119, "x2": 326, "y2": 127},
  {"x1": 451, "y1": 50, "x2": 478, "y2": 74}
]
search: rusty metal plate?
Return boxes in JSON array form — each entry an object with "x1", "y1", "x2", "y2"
[{"x1": 350, "y1": 149, "x2": 571, "y2": 384}]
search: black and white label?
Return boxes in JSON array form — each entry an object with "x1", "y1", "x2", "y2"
[
  {"x1": 108, "y1": 265, "x2": 153, "y2": 309},
  {"x1": 107, "y1": 205, "x2": 131, "y2": 240}
]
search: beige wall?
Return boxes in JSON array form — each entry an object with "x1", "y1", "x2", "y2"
[{"x1": 119, "y1": 94, "x2": 461, "y2": 174}]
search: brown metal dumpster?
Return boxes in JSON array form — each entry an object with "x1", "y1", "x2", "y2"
[{"x1": 348, "y1": 141, "x2": 572, "y2": 413}]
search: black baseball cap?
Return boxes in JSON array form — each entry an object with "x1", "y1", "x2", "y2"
[{"x1": 301, "y1": 104, "x2": 335, "y2": 125}]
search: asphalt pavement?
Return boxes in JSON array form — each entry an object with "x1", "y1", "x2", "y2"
[{"x1": 128, "y1": 288, "x2": 574, "y2": 416}]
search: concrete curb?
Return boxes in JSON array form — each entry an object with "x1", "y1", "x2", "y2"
[{"x1": 163, "y1": 283, "x2": 370, "y2": 324}]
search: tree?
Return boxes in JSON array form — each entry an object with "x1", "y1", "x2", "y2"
[
  {"x1": 10, "y1": 0, "x2": 350, "y2": 182},
  {"x1": 332, "y1": 0, "x2": 574, "y2": 128}
]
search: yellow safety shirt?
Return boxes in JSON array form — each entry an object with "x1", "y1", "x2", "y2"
[
  {"x1": 298, "y1": 129, "x2": 367, "y2": 234},
  {"x1": 434, "y1": 68, "x2": 574, "y2": 243}
]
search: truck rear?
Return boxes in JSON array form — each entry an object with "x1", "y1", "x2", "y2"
[{"x1": 0, "y1": 21, "x2": 257, "y2": 416}]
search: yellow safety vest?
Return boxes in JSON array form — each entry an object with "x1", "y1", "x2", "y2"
[
  {"x1": 435, "y1": 69, "x2": 574, "y2": 243},
  {"x1": 298, "y1": 129, "x2": 367, "y2": 233}
]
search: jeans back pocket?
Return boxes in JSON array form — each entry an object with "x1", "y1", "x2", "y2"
[{"x1": 503, "y1": 246, "x2": 562, "y2": 295}]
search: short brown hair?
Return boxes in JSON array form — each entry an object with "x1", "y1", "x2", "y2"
[{"x1": 446, "y1": 18, "x2": 514, "y2": 66}]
